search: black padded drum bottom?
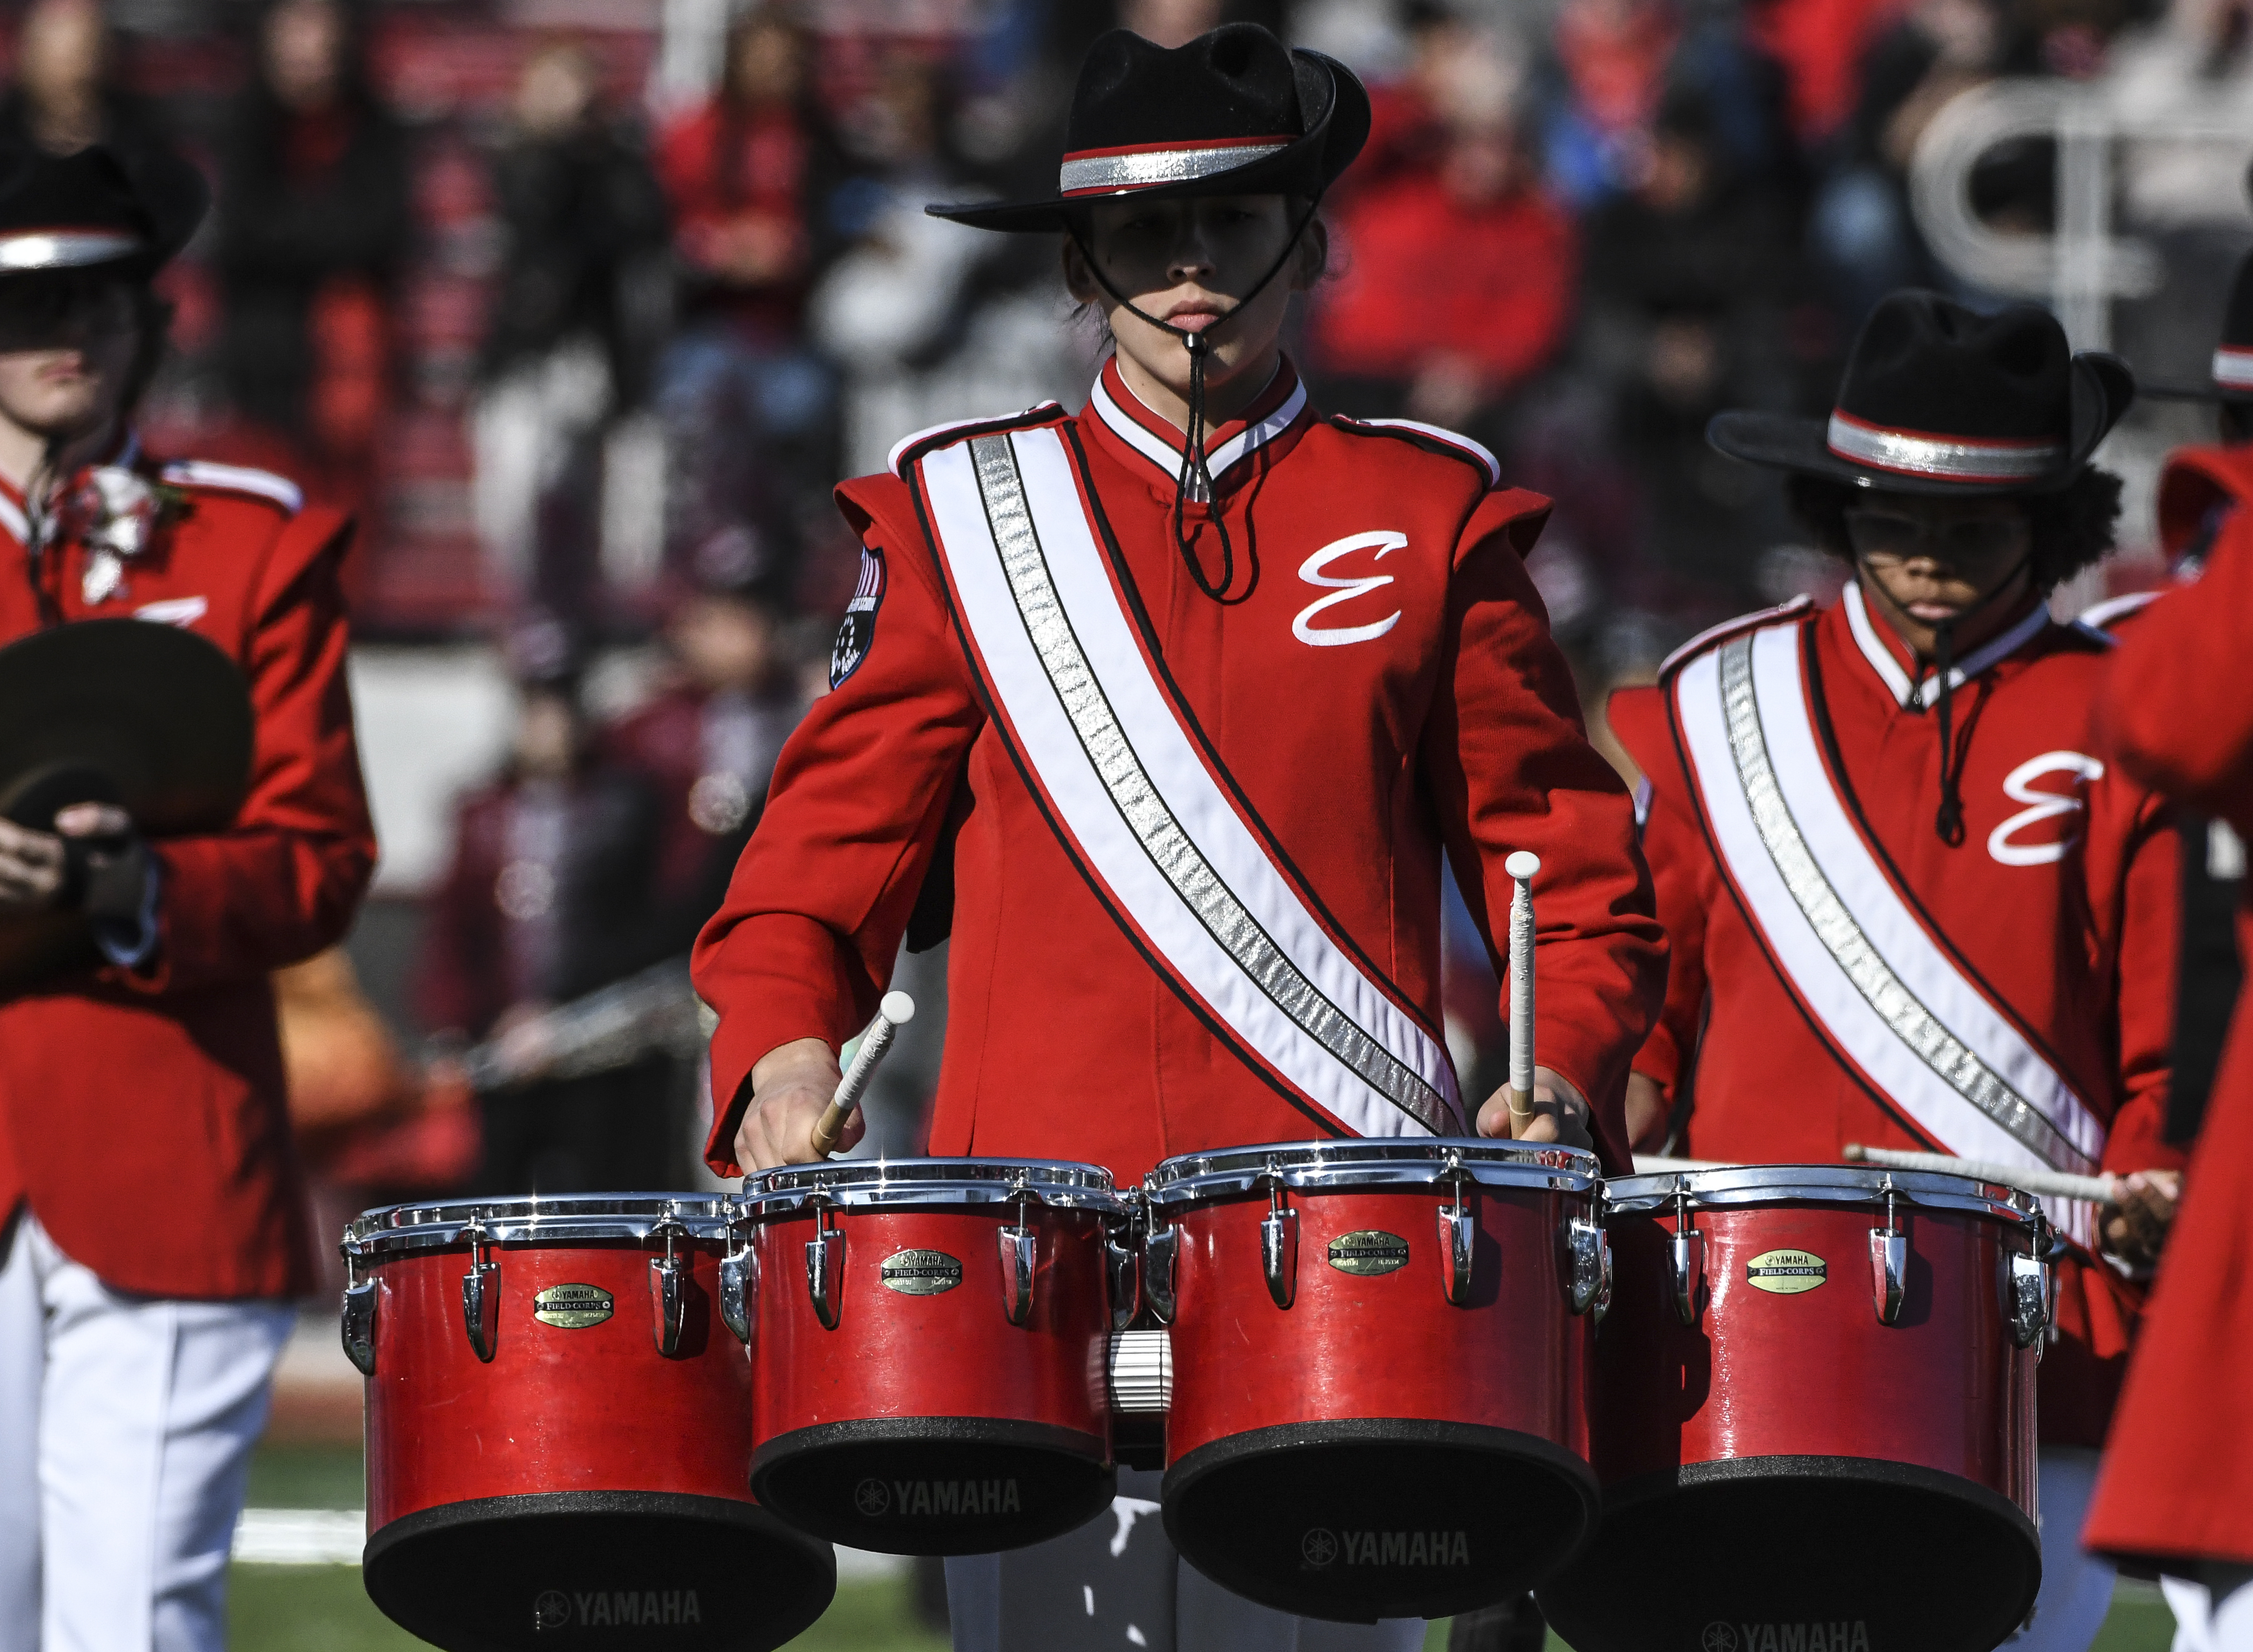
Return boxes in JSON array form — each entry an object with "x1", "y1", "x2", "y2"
[
  {"x1": 1537, "y1": 1457, "x2": 2042, "y2": 1652},
  {"x1": 363, "y1": 1491, "x2": 835, "y2": 1652},
  {"x1": 1162, "y1": 1419, "x2": 1601, "y2": 1623},
  {"x1": 750, "y1": 1417, "x2": 1116, "y2": 1555}
]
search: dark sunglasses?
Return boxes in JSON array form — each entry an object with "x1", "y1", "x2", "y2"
[
  {"x1": 0, "y1": 273, "x2": 140, "y2": 353},
  {"x1": 1843, "y1": 508, "x2": 2027, "y2": 566}
]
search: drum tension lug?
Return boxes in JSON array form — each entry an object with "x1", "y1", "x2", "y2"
[
  {"x1": 1870, "y1": 1185, "x2": 1908, "y2": 1326},
  {"x1": 461, "y1": 1222, "x2": 500, "y2": 1363},
  {"x1": 1567, "y1": 1216, "x2": 1608, "y2": 1317},
  {"x1": 1260, "y1": 1169, "x2": 1297, "y2": 1310},
  {"x1": 2005, "y1": 1215, "x2": 2055, "y2": 1351},
  {"x1": 1669, "y1": 1190, "x2": 1703, "y2": 1327},
  {"x1": 999, "y1": 1183, "x2": 1038, "y2": 1327},
  {"x1": 1105, "y1": 1199, "x2": 1141, "y2": 1332},
  {"x1": 805, "y1": 1200, "x2": 844, "y2": 1331},
  {"x1": 340, "y1": 1249, "x2": 378, "y2": 1377},
  {"x1": 650, "y1": 1218, "x2": 689, "y2": 1357},
  {"x1": 1142, "y1": 1207, "x2": 1178, "y2": 1326},
  {"x1": 1438, "y1": 1153, "x2": 1475, "y2": 1307},
  {"x1": 720, "y1": 1228, "x2": 755, "y2": 1346}
]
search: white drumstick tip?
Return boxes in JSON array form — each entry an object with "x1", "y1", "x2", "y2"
[
  {"x1": 1505, "y1": 851, "x2": 1541, "y2": 881},
  {"x1": 879, "y1": 992, "x2": 916, "y2": 1025}
]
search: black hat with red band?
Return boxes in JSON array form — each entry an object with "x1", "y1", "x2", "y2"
[
  {"x1": 928, "y1": 23, "x2": 1369, "y2": 233},
  {"x1": 1708, "y1": 289, "x2": 2134, "y2": 494},
  {"x1": 0, "y1": 142, "x2": 207, "y2": 280}
]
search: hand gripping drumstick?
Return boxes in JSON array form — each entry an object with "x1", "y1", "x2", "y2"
[
  {"x1": 1504, "y1": 851, "x2": 1540, "y2": 1124},
  {"x1": 809, "y1": 992, "x2": 915, "y2": 1158}
]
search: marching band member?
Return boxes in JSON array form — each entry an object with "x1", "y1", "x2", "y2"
[
  {"x1": 693, "y1": 23, "x2": 1665, "y2": 1650},
  {"x1": 1608, "y1": 291, "x2": 2184, "y2": 1652},
  {"x1": 2083, "y1": 274, "x2": 2253, "y2": 1652},
  {"x1": 0, "y1": 146, "x2": 375, "y2": 1649}
]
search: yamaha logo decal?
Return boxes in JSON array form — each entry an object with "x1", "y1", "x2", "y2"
[
  {"x1": 534, "y1": 1591, "x2": 571, "y2": 1630},
  {"x1": 1704, "y1": 1622, "x2": 1870, "y2": 1652},
  {"x1": 530, "y1": 1587, "x2": 704, "y2": 1629},
  {"x1": 880, "y1": 1249, "x2": 964, "y2": 1296},
  {"x1": 1744, "y1": 1250, "x2": 1828, "y2": 1295},
  {"x1": 1301, "y1": 1527, "x2": 1469, "y2": 1567},
  {"x1": 854, "y1": 1478, "x2": 891, "y2": 1517},
  {"x1": 1326, "y1": 1230, "x2": 1410, "y2": 1277},
  {"x1": 848, "y1": 1477, "x2": 1023, "y2": 1519},
  {"x1": 1302, "y1": 1528, "x2": 1339, "y2": 1567},
  {"x1": 532, "y1": 1283, "x2": 615, "y2": 1328}
]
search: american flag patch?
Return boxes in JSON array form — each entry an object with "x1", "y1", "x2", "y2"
[{"x1": 829, "y1": 547, "x2": 886, "y2": 689}]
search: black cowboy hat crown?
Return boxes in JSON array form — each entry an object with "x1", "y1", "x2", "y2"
[
  {"x1": 0, "y1": 142, "x2": 208, "y2": 278},
  {"x1": 1708, "y1": 289, "x2": 2132, "y2": 494},
  {"x1": 928, "y1": 24, "x2": 1370, "y2": 233}
]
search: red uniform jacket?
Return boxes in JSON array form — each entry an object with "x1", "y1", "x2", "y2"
[
  {"x1": 1611, "y1": 589, "x2": 2183, "y2": 1446},
  {"x1": 0, "y1": 455, "x2": 374, "y2": 1300},
  {"x1": 695, "y1": 360, "x2": 1666, "y2": 1185},
  {"x1": 2085, "y1": 443, "x2": 2253, "y2": 1567}
]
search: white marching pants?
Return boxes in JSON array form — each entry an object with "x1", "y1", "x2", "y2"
[
  {"x1": 2165, "y1": 1567, "x2": 2253, "y2": 1652},
  {"x1": 945, "y1": 1470, "x2": 1427, "y2": 1652},
  {"x1": 0, "y1": 1209, "x2": 293, "y2": 1652},
  {"x1": 1999, "y1": 1447, "x2": 2118, "y2": 1652}
]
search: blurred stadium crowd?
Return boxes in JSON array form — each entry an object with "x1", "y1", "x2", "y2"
[{"x1": 20, "y1": 0, "x2": 2245, "y2": 1248}]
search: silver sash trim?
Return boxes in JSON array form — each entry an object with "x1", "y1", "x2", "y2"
[{"x1": 919, "y1": 423, "x2": 1458, "y2": 1136}]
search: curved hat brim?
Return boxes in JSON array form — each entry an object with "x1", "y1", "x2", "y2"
[
  {"x1": 1708, "y1": 353, "x2": 2132, "y2": 495},
  {"x1": 928, "y1": 49, "x2": 1368, "y2": 233}
]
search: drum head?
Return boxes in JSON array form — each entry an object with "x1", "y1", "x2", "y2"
[
  {"x1": 1162, "y1": 1419, "x2": 1599, "y2": 1622},
  {"x1": 1536, "y1": 1457, "x2": 2042, "y2": 1652},
  {"x1": 750, "y1": 1418, "x2": 1116, "y2": 1556},
  {"x1": 363, "y1": 1491, "x2": 834, "y2": 1652}
]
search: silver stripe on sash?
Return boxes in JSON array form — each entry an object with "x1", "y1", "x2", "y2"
[
  {"x1": 969, "y1": 432, "x2": 1452, "y2": 1133},
  {"x1": 1059, "y1": 143, "x2": 1289, "y2": 195},
  {"x1": 1825, "y1": 413, "x2": 2060, "y2": 481},
  {"x1": 1716, "y1": 635, "x2": 2089, "y2": 1171}
]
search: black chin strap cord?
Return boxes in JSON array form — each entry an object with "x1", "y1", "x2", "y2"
[
  {"x1": 1070, "y1": 199, "x2": 1321, "y2": 603},
  {"x1": 1877, "y1": 550, "x2": 2034, "y2": 846},
  {"x1": 23, "y1": 434, "x2": 65, "y2": 629}
]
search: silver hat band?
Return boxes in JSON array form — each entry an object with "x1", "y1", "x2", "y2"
[
  {"x1": 0, "y1": 230, "x2": 145, "y2": 272},
  {"x1": 2214, "y1": 347, "x2": 2253, "y2": 392},
  {"x1": 1826, "y1": 411, "x2": 2062, "y2": 482},
  {"x1": 1060, "y1": 140, "x2": 1290, "y2": 198}
]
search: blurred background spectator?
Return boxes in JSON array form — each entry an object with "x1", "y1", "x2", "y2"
[{"x1": 10, "y1": 0, "x2": 2238, "y2": 1219}]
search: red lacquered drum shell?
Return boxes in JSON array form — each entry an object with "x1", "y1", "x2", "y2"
[
  {"x1": 1538, "y1": 1167, "x2": 2046, "y2": 1652},
  {"x1": 738, "y1": 1160, "x2": 1124, "y2": 1555},
  {"x1": 346, "y1": 1196, "x2": 833, "y2": 1652},
  {"x1": 1147, "y1": 1140, "x2": 1604, "y2": 1623}
]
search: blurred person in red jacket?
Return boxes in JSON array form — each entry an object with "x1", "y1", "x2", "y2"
[
  {"x1": 416, "y1": 617, "x2": 670, "y2": 1196},
  {"x1": 0, "y1": 144, "x2": 374, "y2": 1652},
  {"x1": 2082, "y1": 255, "x2": 2253, "y2": 1652},
  {"x1": 1310, "y1": 25, "x2": 1577, "y2": 457},
  {"x1": 655, "y1": 6, "x2": 845, "y2": 564},
  {"x1": 1609, "y1": 292, "x2": 2182, "y2": 1652}
]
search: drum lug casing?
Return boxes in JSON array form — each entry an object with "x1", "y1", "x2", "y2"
[
  {"x1": 1669, "y1": 1192, "x2": 1703, "y2": 1326},
  {"x1": 1104, "y1": 1214, "x2": 1139, "y2": 1331},
  {"x1": 999, "y1": 1224, "x2": 1038, "y2": 1326},
  {"x1": 340, "y1": 1256, "x2": 378, "y2": 1376},
  {"x1": 650, "y1": 1221, "x2": 688, "y2": 1357},
  {"x1": 1438, "y1": 1152, "x2": 1475, "y2": 1307},
  {"x1": 1566, "y1": 1217, "x2": 1609, "y2": 1317},
  {"x1": 2005, "y1": 1222, "x2": 2054, "y2": 1350},
  {"x1": 461, "y1": 1226, "x2": 500, "y2": 1363},
  {"x1": 1142, "y1": 1216, "x2": 1178, "y2": 1325},
  {"x1": 805, "y1": 1203, "x2": 844, "y2": 1331},
  {"x1": 1260, "y1": 1177, "x2": 1297, "y2": 1310},
  {"x1": 1870, "y1": 1187, "x2": 1907, "y2": 1326},
  {"x1": 719, "y1": 1240, "x2": 755, "y2": 1345}
]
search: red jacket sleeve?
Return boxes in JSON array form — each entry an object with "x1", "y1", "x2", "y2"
[
  {"x1": 2102, "y1": 789, "x2": 2183, "y2": 1173},
  {"x1": 1420, "y1": 487, "x2": 1667, "y2": 1171},
  {"x1": 692, "y1": 480, "x2": 985, "y2": 1173},
  {"x1": 2101, "y1": 505, "x2": 2253, "y2": 833},
  {"x1": 133, "y1": 506, "x2": 375, "y2": 994},
  {"x1": 1606, "y1": 683, "x2": 1711, "y2": 1103}
]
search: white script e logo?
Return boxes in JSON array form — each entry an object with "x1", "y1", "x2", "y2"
[
  {"x1": 1293, "y1": 531, "x2": 1406, "y2": 647},
  {"x1": 1987, "y1": 751, "x2": 2104, "y2": 867}
]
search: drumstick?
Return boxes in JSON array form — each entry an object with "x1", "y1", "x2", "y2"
[
  {"x1": 1504, "y1": 852, "x2": 1540, "y2": 1123},
  {"x1": 1843, "y1": 1143, "x2": 2118, "y2": 1205},
  {"x1": 809, "y1": 993, "x2": 916, "y2": 1158}
]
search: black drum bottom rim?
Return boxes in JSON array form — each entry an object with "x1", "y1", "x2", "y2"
[
  {"x1": 1161, "y1": 1418, "x2": 1600, "y2": 1623},
  {"x1": 1536, "y1": 1455, "x2": 2042, "y2": 1652},
  {"x1": 363, "y1": 1489, "x2": 836, "y2": 1652},
  {"x1": 750, "y1": 1416, "x2": 1116, "y2": 1556}
]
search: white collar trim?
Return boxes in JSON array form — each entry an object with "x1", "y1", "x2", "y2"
[
  {"x1": 0, "y1": 431, "x2": 140, "y2": 547},
  {"x1": 1844, "y1": 582, "x2": 2049, "y2": 708},
  {"x1": 1089, "y1": 365, "x2": 1307, "y2": 490}
]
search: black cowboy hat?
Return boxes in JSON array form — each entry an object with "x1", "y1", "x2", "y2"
[
  {"x1": 0, "y1": 142, "x2": 208, "y2": 279},
  {"x1": 1708, "y1": 289, "x2": 2133, "y2": 495},
  {"x1": 928, "y1": 24, "x2": 1369, "y2": 233},
  {"x1": 2136, "y1": 248, "x2": 2253, "y2": 403}
]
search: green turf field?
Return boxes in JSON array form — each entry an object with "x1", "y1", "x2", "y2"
[{"x1": 229, "y1": 1448, "x2": 2179, "y2": 1652}]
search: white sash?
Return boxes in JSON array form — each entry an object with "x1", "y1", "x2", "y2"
[
  {"x1": 1674, "y1": 623, "x2": 2106, "y2": 1234},
  {"x1": 914, "y1": 422, "x2": 1460, "y2": 1137}
]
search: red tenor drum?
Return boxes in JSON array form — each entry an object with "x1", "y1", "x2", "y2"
[
  {"x1": 1538, "y1": 1165, "x2": 2051, "y2": 1652},
  {"x1": 1142, "y1": 1140, "x2": 1607, "y2": 1622},
  {"x1": 736, "y1": 1158, "x2": 1129, "y2": 1554},
  {"x1": 343, "y1": 1194, "x2": 835, "y2": 1652}
]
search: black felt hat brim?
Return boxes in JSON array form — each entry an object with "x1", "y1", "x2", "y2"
[
  {"x1": 927, "y1": 51, "x2": 1368, "y2": 233},
  {"x1": 1708, "y1": 353, "x2": 2134, "y2": 495}
]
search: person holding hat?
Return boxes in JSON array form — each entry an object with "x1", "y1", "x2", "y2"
[
  {"x1": 693, "y1": 22, "x2": 1665, "y2": 1647},
  {"x1": 1607, "y1": 289, "x2": 2186, "y2": 1652},
  {"x1": 0, "y1": 143, "x2": 375, "y2": 1651}
]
